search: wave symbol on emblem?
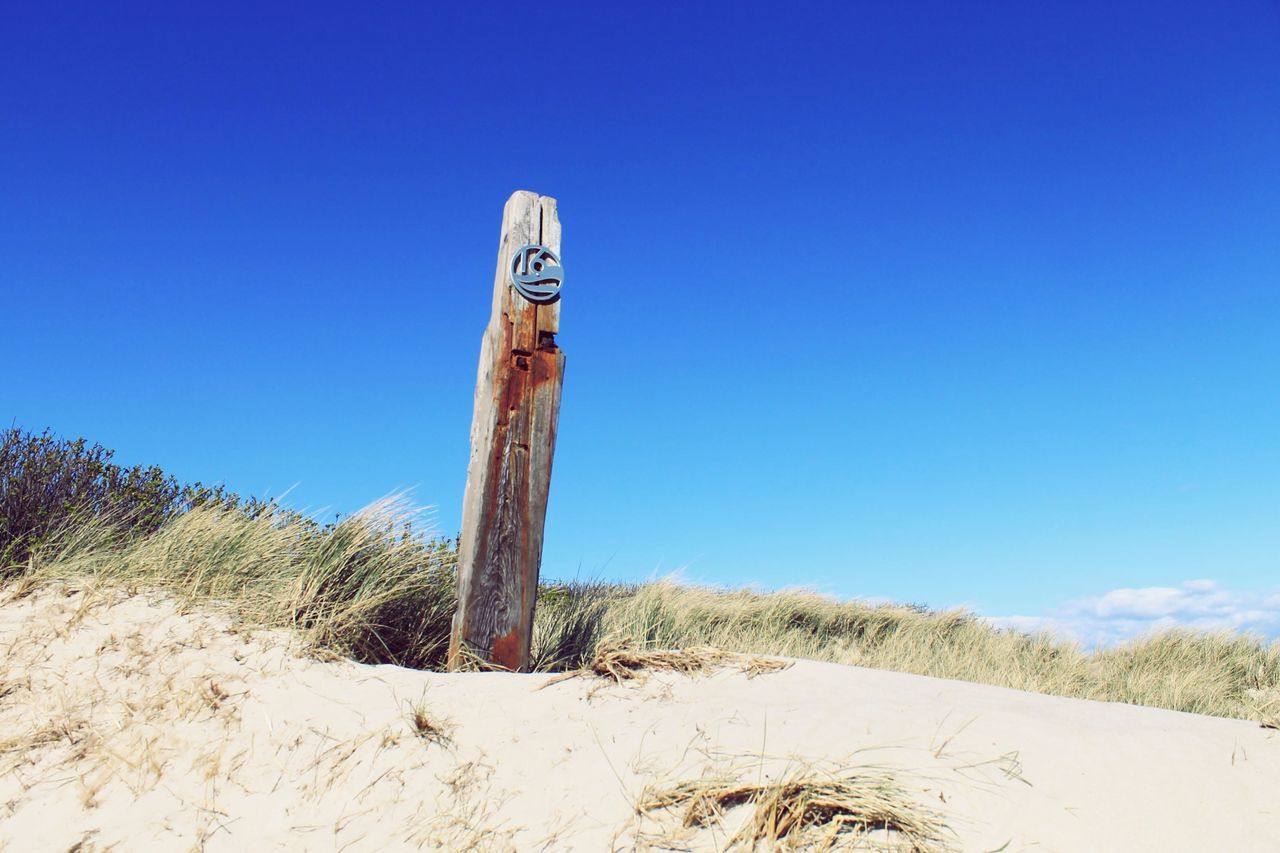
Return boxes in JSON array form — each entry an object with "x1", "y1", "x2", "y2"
[{"x1": 509, "y1": 244, "x2": 563, "y2": 305}]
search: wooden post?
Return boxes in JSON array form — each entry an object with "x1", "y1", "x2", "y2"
[{"x1": 448, "y1": 191, "x2": 565, "y2": 672}]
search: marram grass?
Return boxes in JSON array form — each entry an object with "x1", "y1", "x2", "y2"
[
  {"x1": 18, "y1": 496, "x2": 458, "y2": 670},
  {"x1": 10, "y1": 497, "x2": 1280, "y2": 725},
  {"x1": 637, "y1": 763, "x2": 952, "y2": 852}
]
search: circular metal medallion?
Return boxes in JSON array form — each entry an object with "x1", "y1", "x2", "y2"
[{"x1": 509, "y1": 244, "x2": 563, "y2": 305}]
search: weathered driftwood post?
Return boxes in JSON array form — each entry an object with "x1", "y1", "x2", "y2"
[{"x1": 448, "y1": 191, "x2": 565, "y2": 672}]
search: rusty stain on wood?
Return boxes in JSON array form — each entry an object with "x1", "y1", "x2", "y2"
[
  {"x1": 489, "y1": 629, "x2": 524, "y2": 671},
  {"x1": 448, "y1": 191, "x2": 565, "y2": 672}
]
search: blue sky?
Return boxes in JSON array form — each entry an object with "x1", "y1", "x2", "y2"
[{"x1": 3, "y1": 2, "x2": 1278, "y2": 645}]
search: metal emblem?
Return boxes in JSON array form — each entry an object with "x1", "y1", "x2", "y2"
[{"x1": 509, "y1": 244, "x2": 563, "y2": 305}]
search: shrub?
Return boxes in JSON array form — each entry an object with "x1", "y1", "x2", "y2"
[{"x1": 0, "y1": 426, "x2": 258, "y2": 576}]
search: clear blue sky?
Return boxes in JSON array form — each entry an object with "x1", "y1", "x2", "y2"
[{"x1": 3, "y1": 2, "x2": 1278, "y2": 644}]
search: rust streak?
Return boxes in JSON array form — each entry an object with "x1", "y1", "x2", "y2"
[
  {"x1": 529, "y1": 348, "x2": 559, "y2": 387},
  {"x1": 490, "y1": 629, "x2": 524, "y2": 672}
]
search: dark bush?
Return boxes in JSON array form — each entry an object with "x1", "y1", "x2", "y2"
[{"x1": 0, "y1": 426, "x2": 253, "y2": 575}]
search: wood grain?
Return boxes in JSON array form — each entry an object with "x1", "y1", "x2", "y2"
[{"x1": 448, "y1": 191, "x2": 565, "y2": 672}]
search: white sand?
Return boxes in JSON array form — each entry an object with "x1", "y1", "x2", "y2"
[{"x1": 2, "y1": 583, "x2": 1277, "y2": 851}]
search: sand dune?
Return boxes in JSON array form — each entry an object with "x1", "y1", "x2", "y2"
[{"x1": 1, "y1": 583, "x2": 1277, "y2": 851}]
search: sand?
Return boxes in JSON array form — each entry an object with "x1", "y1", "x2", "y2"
[{"x1": 1, "y1": 582, "x2": 1277, "y2": 851}]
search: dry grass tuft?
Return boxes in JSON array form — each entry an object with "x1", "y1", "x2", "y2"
[
  {"x1": 638, "y1": 764, "x2": 951, "y2": 852},
  {"x1": 541, "y1": 636, "x2": 791, "y2": 689},
  {"x1": 741, "y1": 654, "x2": 796, "y2": 679},
  {"x1": 202, "y1": 679, "x2": 229, "y2": 710},
  {"x1": 1250, "y1": 689, "x2": 1280, "y2": 729},
  {"x1": 407, "y1": 698, "x2": 452, "y2": 746}
]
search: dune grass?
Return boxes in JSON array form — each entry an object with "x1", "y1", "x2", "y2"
[
  {"x1": 537, "y1": 581, "x2": 1280, "y2": 722},
  {"x1": 14, "y1": 497, "x2": 458, "y2": 670},
  {"x1": 9, "y1": 497, "x2": 1280, "y2": 726},
  {"x1": 637, "y1": 764, "x2": 951, "y2": 852}
]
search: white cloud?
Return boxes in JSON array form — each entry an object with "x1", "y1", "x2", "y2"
[{"x1": 984, "y1": 579, "x2": 1280, "y2": 650}]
